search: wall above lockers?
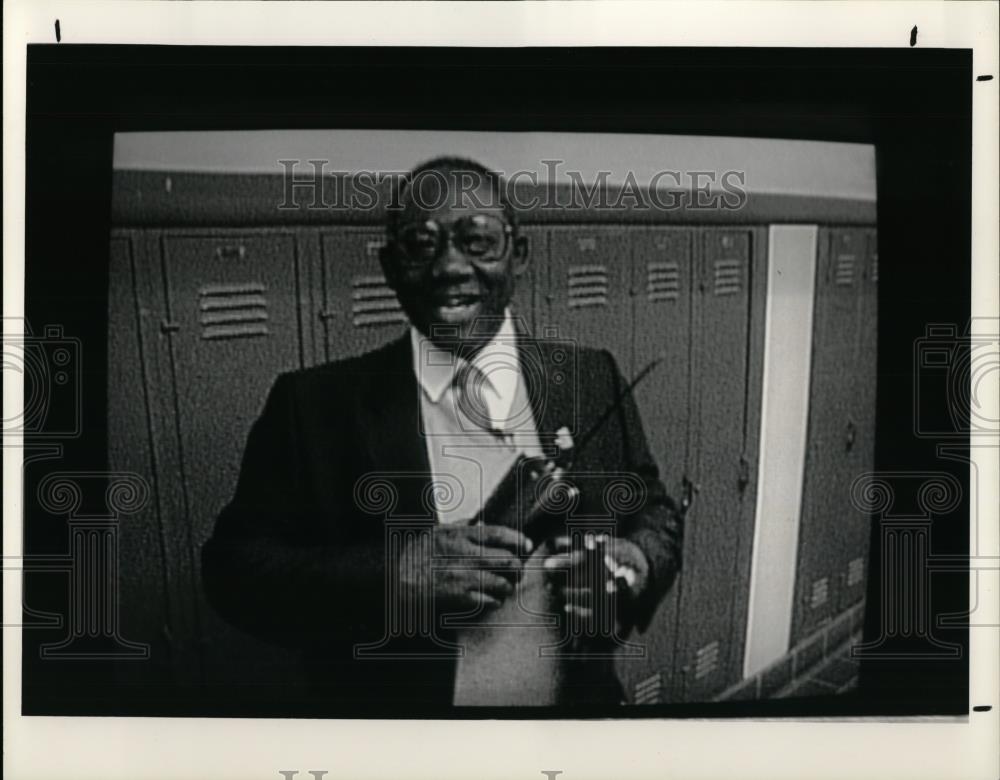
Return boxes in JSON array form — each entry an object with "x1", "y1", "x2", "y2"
[{"x1": 112, "y1": 130, "x2": 877, "y2": 227}]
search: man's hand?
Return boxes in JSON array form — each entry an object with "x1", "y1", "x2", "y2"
[
  {"x1": 542, "y1": 534, "x2": 650, "y2": 620},
  {"x1": 398, "y1": 524, "x2": 533, "y2": 613}
]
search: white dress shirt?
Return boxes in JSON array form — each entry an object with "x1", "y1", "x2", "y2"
[{"x1": 410, "y1": 310, "x2": 543, "y2": 523}]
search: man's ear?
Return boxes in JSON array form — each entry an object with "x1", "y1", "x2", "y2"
[{"x1": 511, "y1": 233, "x2": 530, "y2": 277}]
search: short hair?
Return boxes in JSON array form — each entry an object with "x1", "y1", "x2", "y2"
[{"x1": 386, "y1": 156, "x2": 519, "y2": 238}]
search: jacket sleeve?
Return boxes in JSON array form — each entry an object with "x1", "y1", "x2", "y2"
[
  {"x1": 200, "y1": 372, "x2": 388, "y2": 648},
  {"x1": 602, "y1": 350, "x2": 684, "y2": 634}
]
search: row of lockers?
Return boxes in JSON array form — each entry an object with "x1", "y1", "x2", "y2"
[
  {"x1": 107, "y1": 221, "x2": 877, "y2": 705},
  {"x1": 793, "y1": 229, "x2": 878, "y2": 642}
]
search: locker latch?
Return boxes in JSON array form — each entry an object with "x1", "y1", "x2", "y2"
[
  {"x1": 845, "y1": 419, "x2": 857, "y2": 451},
  {"x1": 213, "y1": 244, "x2": 246, "y2": 261},
  {"x1": 680, "y1": 475, "x2": 699, "y2": 515},
  {"x1": 738, "y1": 454, "x2": 751, "y2": 492}
]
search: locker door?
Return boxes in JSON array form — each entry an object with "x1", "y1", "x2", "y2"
[
  {"x1": 540, "y1": 226, "x2": 632, "y2": 376},
  {"x1": 513, "y1": 224, "x2": 546, "y2": 332},
  {"x1": 320, "y1": 229, "x2": 408, "y2": 361},
  {"x1": 616, "y1": 227, "x2": 694, "y2": 703},
  {"x1": 160, "y1": 230, "x2": 305, "y2": 691},
  {"x1": 837, "y1": 228, "x2": 878, "y2": 611},
  {"x1": 631, "y1": 228, "x2": 695, "y2": 496},
  {"x1": 792, "y1": 228, "x2": 867, "y2": 643},
  {"x1": 675, "y1": 228, "x2": 757, "y2": 701},
  {"x1": 108, "y1": 232, "x2": 173, "y2": 688}
]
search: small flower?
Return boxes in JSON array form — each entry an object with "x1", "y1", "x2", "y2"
[{"x1": 554, "y1": 426, "x2": 574, "y2": 451}]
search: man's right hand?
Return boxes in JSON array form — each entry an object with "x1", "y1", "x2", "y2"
[{"x1": 398, "y1": 524, "x2": 532, "y2": 613}]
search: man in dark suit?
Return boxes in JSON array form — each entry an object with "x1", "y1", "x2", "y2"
[{"x1": 201, "y1": 156, "x2": 683, "y2": 712}]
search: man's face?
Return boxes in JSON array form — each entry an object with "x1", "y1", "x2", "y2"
[{"x1": 380, "y1": 171, "x2": 528, "y2": 349}]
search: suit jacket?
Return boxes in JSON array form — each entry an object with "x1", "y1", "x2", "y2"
[{"x1": 201, "y1": 334, "x2": 683, "y2": 713}]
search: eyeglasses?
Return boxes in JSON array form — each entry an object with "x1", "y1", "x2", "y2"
[{"x1": 394, "y1": 214, "x2": 513, "y2": 268}]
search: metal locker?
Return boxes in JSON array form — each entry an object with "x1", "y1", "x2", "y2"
[
  {"x1": 539, "y1": 226, "x2": 633, "y2": 375},
  {"x1": 630, "y1": 228, "x2": 695, "y2": 501},
  {"x1": 674, "y1": 228, "x2": 757, "y2": 701},
  {"x1": 513, "y1": 223, "x2": 545, "y2": 332},
  {"x1": 320, "y1": 228, "x2": 408, "y2": 362},
  {"x1": 110, "y1": 229, "x2": 205, "y2": 687},
  {"x1": 616, "y1": 227, "x2": 695, "y2": 703},
  {"x1": 108, "y1": 232, "x2": 173, "y2": 688},
  {"x1": 159, "y1": 229, "x2": 306, "y2": 692},
  {"x1": 837, "y1": 228, "x2": 878, "y2": 612},
  {"x1": 791, "y1": 227, "x2": 868, "y2": 644}
]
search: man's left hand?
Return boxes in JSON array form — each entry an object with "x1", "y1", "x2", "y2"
[{"x1": 542, "y1": 535, "x2": 650, "y2": 620}]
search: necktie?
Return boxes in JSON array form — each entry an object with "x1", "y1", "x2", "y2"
[{"x1": 453, "y1": 361, "x2": 504, "y2": 438}]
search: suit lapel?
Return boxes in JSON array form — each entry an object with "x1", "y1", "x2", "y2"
[
  {"x1": 520, "y1": 335, "x2": 578, "y2": 457},
  {"x1": 356, "y1": 335, "x2": 434, "y2": 519},
  {"x1": 353, "y1": 331, "x2": 579, "y2": 518}
]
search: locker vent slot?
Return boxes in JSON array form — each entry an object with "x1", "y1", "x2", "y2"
[
  {"x1": 810, "y1": 577, "x2": 829, "y2": 609},
  {"x1": 694, "y1": 640, "x2": 720, "y2": 680},
  {"x1": 352, "y1": 275, "x2": 407, "y2": 328},
  {"x1": 365, "y1": 239, "x2": 385, "y2": 258},
  {"x1": 647, "y1": 262, "x2": 681, "y2": 302},
  {"x1": 568, "y1": 264, "x2": 609, "y2": 309},
  {"x1": 847, "y1": 557, "x2": 865, "y2": 587},
  {"x1": 199, "y1": 282, "x2": 269, "y2": 340},
  {"x1": 870, "y1": 253, "x2": 879, "y2": 283},
  {"x1": 713, "y1": 259, "x2": 742, "y2": 296},
  {"x1": 834, "y1": 255, "x2": 856, "y2": 286},
  {"x1": 633, "y1": 672, "x2": 662, "y2": 704}
]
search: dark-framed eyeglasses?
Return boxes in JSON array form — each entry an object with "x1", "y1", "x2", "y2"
[{"x1": 393, "y1": 214, "x2": 513, "y2": 268}]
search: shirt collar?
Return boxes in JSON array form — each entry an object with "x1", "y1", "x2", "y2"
[{"x1": 410, "y1": 310, "x2": 522, "y2": 426}]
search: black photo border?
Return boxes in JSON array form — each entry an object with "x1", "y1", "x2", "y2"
[{"x1": 21, "y1": 44, "x2": 972, "y2": 719}]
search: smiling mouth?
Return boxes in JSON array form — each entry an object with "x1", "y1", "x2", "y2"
[{"x1": 431, "y1": 293, "x2": 481, "y2": 308}]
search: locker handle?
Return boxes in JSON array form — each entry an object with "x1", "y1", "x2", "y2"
[
  {"x1": 737, "y1": 455, "x2": 751, "y2": 493},
  {"x1": 845, "y1": 419, "x2": 857, "y2": 451},
  {"x1": 680, "y1": 476, "x2": 699, "y2": 516},
  {"x1": 214, "y1": 244, "x2": 247, "y2": 261}
]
